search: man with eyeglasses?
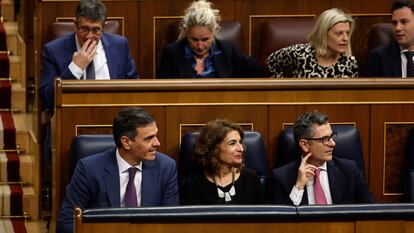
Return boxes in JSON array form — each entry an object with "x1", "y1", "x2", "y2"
[
  {"x1": 271, "y1": 111, "x2": 375, "y2": 205},
  {"x1": 40, "y1": 0, "x2": 138, "y2": 111}
]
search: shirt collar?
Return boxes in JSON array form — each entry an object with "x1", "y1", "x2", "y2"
[
  {"x1": 116, "y1": 148, "x2": 142, "y2": 173},
  {"x1": 399, "y1": 45, "x2": 414, "y2": 55},
  {"x1": 319, "y1": 162, "x2": 327, "y2": 171}
]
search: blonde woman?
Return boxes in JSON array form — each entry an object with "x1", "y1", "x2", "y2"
[
  {"x1": 157, "y1": 0, "x2": 262, "y2": 78},
  {"x1": 267, "y1": 8, "x2": 358, "y2": 78}
]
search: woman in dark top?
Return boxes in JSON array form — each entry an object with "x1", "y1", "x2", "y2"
[
  {"x1": 157, "y1": 0, "x2": 262, "y2": 78},
  {"x1": 181, "y1": 119, "x2": 265, "y2": 204}
]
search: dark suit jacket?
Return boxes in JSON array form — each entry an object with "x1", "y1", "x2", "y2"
[
  {"x1": 40, "y1": 32, "x2": 138, "y2": 110},
  {"x1": 271, "y1": 157, "x2": 375, "y2": 205},
  {"x1": 366, "y1": 40, "x2": 402, "y2": 77},
  {"x1": 157, "y1": 38, "x2": 263, "y2": 78},
  {"x1": 57, "y1": 149, "x2": 179, "y2": 233}
]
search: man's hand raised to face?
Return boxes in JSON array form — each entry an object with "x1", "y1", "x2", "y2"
[
  {"x1": 295, "y1": 152, "x2": 318, "y2": 190},
  {"x1": 72, "y1": 39, "x2": 97, "y2": 70}
]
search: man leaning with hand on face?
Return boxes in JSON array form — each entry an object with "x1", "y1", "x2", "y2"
[
  {"x1": 271, "y1": 111, "x2": 375, "y2": 205},
  {"x1": 40, "y1": 0, "x2": 138, "y2": 111}
]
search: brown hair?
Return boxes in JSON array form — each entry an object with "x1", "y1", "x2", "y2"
[{"x1": 193, "y1": 119, "x2": 244, "y2": 176}]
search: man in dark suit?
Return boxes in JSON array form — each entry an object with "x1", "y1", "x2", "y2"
[
  {"x1": 40, "y1": 0, "x2": 138, "y2": 110},
  {"x1": 57, "y1": 107, "x2": 179, "y2": 233},
  {"x1": 367, "y1": 0, "x2": 414, "y2": 77},
  {"x1": 156, "y1": 0, "x2": 262, "y2": 78},
  {"x1": 40, "y1": 0, "x2": 138, "y2": 201},
  {"x1": 271, "y1": 112, "x2": 375, "y2": 205}
]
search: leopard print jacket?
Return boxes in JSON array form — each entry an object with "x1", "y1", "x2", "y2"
[{"x1": 266, "y1": 43, "x2": 358, "y2": 78}]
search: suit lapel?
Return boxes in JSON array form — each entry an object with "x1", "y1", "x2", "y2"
[
  {"x1": 104, "y1": 150, "x2": 121, "y2": 207},
  {"x1": 390, "y1": 41, "x2": 403, "y2": 77},
  {"x1": 101, "y1": 33, "x2": 116, "y2": 77},
  {"x1": 327, "y1": 160, "x2": 340, "y2": 204},
  {"x1": 63, "y1": 34, "x2": 78, "y2": 71},
  {"x1": 141, "y1": 159, "x2": 157, "y2": 206},
  {"x1": 179, "y1": 59, "x2": 194, "y2": 78},
  {"x1": 301, "y1": 188, "x2": 309, "y2": 205},
  {"x1": 214, "y1": 54, "x2": 231, "y2": 77},
  {"x1": 292, "y1": 159, "x2": 309, "y2": 205}
]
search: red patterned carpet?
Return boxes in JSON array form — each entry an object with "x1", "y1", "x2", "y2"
[
  {"x1": 0, "y1": 112, "x2": 27, "y2": 233},
  {"x1": 0, "y1": 19, "x2": 27, "y2": 231}
]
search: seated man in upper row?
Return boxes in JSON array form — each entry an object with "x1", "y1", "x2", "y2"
[
  {"x1": 271, "y1": 111, "x2": 375, "y2": 205},
  {"x1": 157, "y1": 0, "x2": 263, "y2": 78},
  {"x1": 367, "y1": 0, "x2": 414, "y2": 77},
  {"x1": 40, "y1": 0, "x2": 138, "y2": 111}
]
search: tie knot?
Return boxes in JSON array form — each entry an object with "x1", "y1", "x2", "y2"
[
  {"x1": 405, "y1": 51, "x2": 414, "y2": 60},
  {"x1": 315, "y1": 168, "x2": 321, "y2": 177},
  {"x1": 128, "y1": 167, "x2": 138, "y2": 179}
]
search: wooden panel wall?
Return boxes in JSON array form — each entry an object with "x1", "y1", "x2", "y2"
[
  {"x1": 75, "y1": 218, "x2": 414, "y2": 233},
  {"x1": 51, "y1": 78, "x2": 414, "y2": 233}
]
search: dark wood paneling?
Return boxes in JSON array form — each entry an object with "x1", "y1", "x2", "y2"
[
  {"x1": 384, "y1": 124, "x2": 414, "y2": 194},
  {"x1": 351, "y1": 15, "x2": 391, "y2": 76},
  {"x1": 331, "y1": 0, "x2": 395, "y2": 13},
  {"x1": 370, "y1": 105, "x2": 414, "y2": 202}
]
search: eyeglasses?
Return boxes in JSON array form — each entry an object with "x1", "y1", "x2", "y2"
[
  {"x1": 304, "y1": 132, "x2": 337, "y2": 145},
  {"x1": 77, "y1": 26, "x2": 102, "y2": 35}
]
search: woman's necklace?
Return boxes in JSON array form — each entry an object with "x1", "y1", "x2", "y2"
[{"x1": 212, "y1": 169, "x2": 236, "y2": 203}]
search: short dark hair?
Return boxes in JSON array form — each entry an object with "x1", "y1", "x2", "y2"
[
  {"x1": 76, "y1": 0, "x2": 107, "y2": 23},
  {"x1": 193, "y1": 119, "x2": 244, "y2": 176},
  {"x1": 392, "y1": 0, "x2": 414, "y2": 13},
  {"x1": 292, "y1": 111, "x2": 329, "y2": 146},
  {"x1": 112, "y1": 107, "x2": 155, "y2": 147}
]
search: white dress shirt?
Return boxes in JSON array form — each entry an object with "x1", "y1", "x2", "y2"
[
  {"x1": 400, "y1": 49, "x2": 410, "y2": 78},
  {"x1": 116, "y1": 149, "x2": 142, "y2": 207},
  {"x1": 68, "y1": 37, "x2": 110, "y2": 80},
  {"x1": 289, "y1": 162, "x2": 333, "y2": 205}
]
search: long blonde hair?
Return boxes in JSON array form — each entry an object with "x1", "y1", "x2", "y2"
[{"x1": 308, "y1": 8, "x2": 355, "y2": 57}]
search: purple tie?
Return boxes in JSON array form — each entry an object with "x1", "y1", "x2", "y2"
[
  {"x1": 124, "y1": 167, "x2": 138, "y2": 207},
  {"x1": 314, "y1": 168, "x2": 327, "y2": 205}
]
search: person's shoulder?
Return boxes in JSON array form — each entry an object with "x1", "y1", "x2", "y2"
[
  {"x1": 242, "y1": 168, "x2": 258, "y2": 176},
  {"x1": 272, "y1": 159, "x2": 299, "y2": 175},
  {"x1": 278, "y1": 43, "x2": 309, "y2": 54},
  {"x1": 214, "y1": 39, "x2": 236, "y2": 51},
  {"x1": 371, "y1": 40, "x2": 399, "y2": 55},
  {"x1": 291, "y1": 43, "x2": 310, "y2": 50},
  {"x1": 80, "y1": 148, "x2": 115, "y2": 164},
  {"x1": 330, "y1": 156, "x2": 358, "y2": 169},
  {"x1": 155, "y1": 152, "x2": 176, "y2": 165}
]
